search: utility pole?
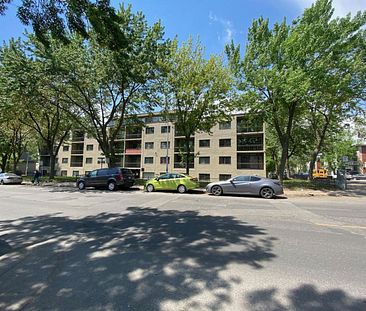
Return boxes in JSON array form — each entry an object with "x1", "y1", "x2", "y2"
[{"x1": 165, "y1": 123, "x2": 169, "y2": 173}]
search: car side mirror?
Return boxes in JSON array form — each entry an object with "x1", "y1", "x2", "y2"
[
  {"x1": 85, "y1": 173, "x2": 90, "y2": 178},
  {"x1": 229, "y1": 178, "x2": 234, "y2": 183},
  {"x1": 155, "y1": 177, "x2": 159, "y2": 181}
]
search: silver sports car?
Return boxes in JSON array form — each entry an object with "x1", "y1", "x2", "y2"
[
  {"x1": 206, "y1": 175, "x2": 283, "y2": 199},
  {"x1": 0, "y1": 173, "x2": 23, "y2": 185}
]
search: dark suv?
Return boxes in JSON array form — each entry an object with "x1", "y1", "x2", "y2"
[{"x1": 76, "y1": 167, "x2": 135, "y2": 191}]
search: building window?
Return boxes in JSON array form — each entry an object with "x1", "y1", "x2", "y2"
[
  {"x1": 97, "y1": 157, "x2": 106, "y2": 164},
  {"x1": 145, "y1": 142, "x2": 154, "y2": 149},
  {"x1": 161, "y1": 125, "x2": 171, "y2": 133},
  {"x1": 146, "y1": 127, "x2": 154, "y2": 134},
  {"x1": 60, "y1": 170, "x2": 67, "y2": 176},
  {"x1": 144, "y1": 157, "x2": 154, "y2": 164},
  {"x1": 86, "y1": 144, "x2": 93, "y2": 151},
  {"x1": 199, "y1": 174, "x2": 210, "y2": 181},
  {"x1": 160, "y1": 141, "x2": 170, "y2": 149},
  {"x1": 160, "y1": 157, "x2": 170, "y2": 164},
  {"x1": 219, "y1": 121, "x2": 231, "y2": 130},
  {"x1": 219, "y1": 156, "x2": 231, "y2": 165},
  {"x1": 199, "y1": 139, "x2": 210, "y2": 148},
  {"x1": 219, "y1": 174, "x2": 231, "y2": 181},
  {"x1": 85, "y1": 158, "x2": 93, "y2": 164},
  {"x1": 62, "y1": 158, "x2": 68, "y2": 164},
  {"x1": 63, "y1": 145, "x2": 69, "y2": 152},
  {"x1": 199, "y1": 157, "x2": 210, "y2": 164},
  {"x1": 72, "y1": 171, "x2": 80, "y2": 177},
  {"x1": 219, "y1": 139, "x2": 231, "y2": 147}
]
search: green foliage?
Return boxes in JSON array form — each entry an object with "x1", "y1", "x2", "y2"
[{"x1": 158, "y1": 38, "x2": 233, "y2": 173}]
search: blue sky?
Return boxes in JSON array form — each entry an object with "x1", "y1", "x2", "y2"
[{"x1": 0, "y1": 0, "x2": 365, "y2": 56}]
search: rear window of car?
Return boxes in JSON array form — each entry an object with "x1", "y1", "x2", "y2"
[{"x1": 121, "y1": 169, "x2": 133, "y2": 175}]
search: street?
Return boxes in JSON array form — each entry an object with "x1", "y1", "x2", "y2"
[{"x1": 0, "y1": 185, "x2": 365, "y2": 311}]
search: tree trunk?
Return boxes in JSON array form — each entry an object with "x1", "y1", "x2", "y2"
[
  {"x1": 185, "y1": 137, "x2": 190, "y2": 175},
  {"x1": 1, "y1": 154, "x2": 9, "y2": 172},
  {"x1": 49, "y1": 153, "x2": 56, "y2": 180}
]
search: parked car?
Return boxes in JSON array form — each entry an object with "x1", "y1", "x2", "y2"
[
  {"x1": 145, "y1": 173, "x2": 199, "y2": 193},
  {"x1": 0, "y1": 173, "x2": 23, "y2": 185},
  {"x1": 206, "y1": 175, "x2": 283, "y2": 199},
  {"x1": 76, "y1": 167, "x2": 135, "y2": 191}
]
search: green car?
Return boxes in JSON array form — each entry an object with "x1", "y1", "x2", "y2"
[{"x1": 145, "y1": 173, "x2": 199, "y2": 193}]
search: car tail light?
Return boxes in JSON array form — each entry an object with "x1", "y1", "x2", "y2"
[{"x1": 116, "y1": 173, "x2": 123, "y2": 181}]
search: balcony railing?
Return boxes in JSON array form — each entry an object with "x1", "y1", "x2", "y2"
[
  {"x1": 124, "y1": 162, "x2": 141, "y2": 168},
  {"x1": 125, "y1": 148, "x2": 142, "y2": 154},
  {"x1": 237, "y1": 162, "x2": 264, "y2": 170},
  {"x1": 174, "y1": 147, "x2": 194, "y2": 153},
  {"x1": 174, "y1": 163, "x2": 194, "y2": 169},
  {"x1": 237, "y1": 144, "x2": 263, "y2": 151},
  {"x1": 70, "y1": 162, "x2": 83, "y2": 167},
  {"x1": 125, "y1": 133, "x2": 142, "y2": 139},
  {"x1": 72, "y1": 136, "x2": 85, "y2": 142},
  {"x1": 71, "y1": 149, "x2": 84, "y2": 154}
]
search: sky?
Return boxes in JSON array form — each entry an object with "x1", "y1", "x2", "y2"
[{"x1": 0, "y1": 0, "x2": 365, "y2": 56}]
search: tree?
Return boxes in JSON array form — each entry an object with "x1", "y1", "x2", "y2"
[
  {"x1": 226, "y1": 0, "x2": 366, "y2": 182},
  {"x1": 0, "y1": 39, "x2": 72, "y2": 179},
  {"x1": 29, "y1": 5, "x2": 168, "y2": 167},
  {"x1": 157, "y1": 38, "x2": 233, "y2": 174}
]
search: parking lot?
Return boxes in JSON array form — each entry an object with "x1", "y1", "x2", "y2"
[{"x1": 0, "y1": 185, "x2": 366, "y2": 310}]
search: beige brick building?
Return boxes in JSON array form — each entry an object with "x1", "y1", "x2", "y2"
[{"x1": 46, "y1": 113, "x2": 266, "y2": 182}]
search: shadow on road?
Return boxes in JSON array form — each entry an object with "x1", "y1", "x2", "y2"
[
  {"x1": 0, "y1": 208, "x2": 276, "y2": 310},
  {"x1": 246, "y1": 284, "x2": 366, "y2": 310}
]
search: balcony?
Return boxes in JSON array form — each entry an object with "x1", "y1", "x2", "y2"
[
  {"x1": 237, "y1": 162, "x2": 264, "y2": 170},
  {"x1": 237, "y1": 144, "x2": 263, "y2": 151},
  {"x1": 70, "y1": 161, "x2": 83, "y2": 167},
  {"x1": 174, "y1": 163, "x2": 194, "y2": 169},
  {"x1": 125, "y1": 133, "x2": 142, "y2": 139},
  {"x1": 125, "y1": 148, "x2": 142, "y2": 154},
  {"x1": 71, "y1": 149, "x2": 84, "y2": 154},
  {"x1": 124, "y1": 162, "x2": 141, "y2": 168}
]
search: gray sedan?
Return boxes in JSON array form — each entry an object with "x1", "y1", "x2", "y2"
[
  {"x1": 206, "y1": 175, "x2": 283, "y2": 199},
  {"x1": 0, "y1": 173, "x2": 23, "y2": 185}
]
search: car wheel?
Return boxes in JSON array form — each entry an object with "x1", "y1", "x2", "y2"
[
  {"x1": 146, "y1": 184, "x2": 154, "y2": 192},
  {"x1": 211, "y1": 185, "x2": 222, "y2": 196},
  {"x1": 260, "y1": 187, "x2": 274, "y2": 199},
  {"x1": 78, "y1": 181, "x2": 85, "y2": 190},
  {"x1": 177, "y1": 184, "x2": 187, "y2": 193},
  {"x1": 108, "y1": 181, "x2": 116, "y2": 191}
]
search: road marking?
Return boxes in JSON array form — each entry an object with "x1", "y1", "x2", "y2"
[{"x1": 316, "y1": 223, "x2": 366, "y2": 230}]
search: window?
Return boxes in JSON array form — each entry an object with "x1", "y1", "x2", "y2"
[
  {"x1": 233, "y1": 175, "x2": 251, "y2": 182},
  {"x1": 145, "y1": 142, "x2": 154, "y2": 149},
  {"x1": 86, "y1": 144, "x2": 94, "y2": 151},
  {"x1": 63, "y1": 145, "x2": 69, "y2": 152},
  {"x1": 85, "y1": 158, "x2": 93, "y2": 164},
  {"x1": 199, "y1": 174, "x2": 210, "y2": 181},
  {"x1": 97, "y1": 157, "x2": 106, "y2": 164},
  {"x1": 219, "y1": 174, "x2": 231, "y2": 181},
  {"x1": 144, "y1": 157, "x2": 154, "y2": 164},
  {"x1": 60, "y1": 170, "x2": 67, "y2": 176},
  {"x1": 90, "y1": 170, "x2": 98, "y2": 177},
  {"x1": 219, "y1": 139, "x2": 231, "y2": 147},
  {"x1": 146, "y1": 127, "x2": 154, "y2": 134},
  {"x1": 160, "y1": 157, "x2": 170, "y2": 164},
  {"x1": 199, "y1": 139, "x2": 210, "y2": 148},
  {"x1": 219, "y1": 121, "x2": 231, "y2": 130},
  {"x1": 85, "y1": 171, "x2": 91, "y2": 175},
  {"x1": 161, "y1": 126, "x2": 171, "y2": 133},
  {"x1": 62, "y1": 158, "x2": 68, "y2": 164},
  {"x1": 72, "y1": 171, "x2": 80, "y2": 177},
  {"x1": 160, "y1": 141, "x2": 170, "y2": 149},
  {"x1": 199, "y1": 157, "x2": 210, "y2": 164},
  {"x1": 219, "y1": 156, "x2": 231, "y2": 165}
]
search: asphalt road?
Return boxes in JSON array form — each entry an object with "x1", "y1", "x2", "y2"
[{"x1": 0, "y1": 185, "x2": 365, "y2": 311}]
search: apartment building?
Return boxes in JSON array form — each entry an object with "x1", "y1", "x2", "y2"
[{"x1": 47, "y1": 113, "x2": 266, "y2": 181}]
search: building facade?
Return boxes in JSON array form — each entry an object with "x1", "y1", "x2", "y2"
[{"x1": 50, "y1": 113, "x2": 266, "y2": 181}]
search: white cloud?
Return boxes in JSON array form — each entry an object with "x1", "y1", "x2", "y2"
[
  {"x1": 291, "y1": 0, "x2": 365, "y2": 17},
  {"x1": 209, "y1": 11, "x2": 235, "y2": 43}
]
